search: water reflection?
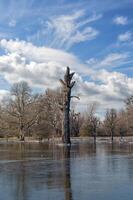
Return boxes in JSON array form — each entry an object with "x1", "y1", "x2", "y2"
[
  {"x1": 63, "y1": 146, "x2": 72, "y2": 200},
  {"x1": 15, "y1": 161, "x2": 27, "y2": 200},
  {"x1": 0, "y1": 142, "x2": 133, "y2": 200},
  {"x1": 13, "y1": 146, "x2": 72, "y2": 200}
]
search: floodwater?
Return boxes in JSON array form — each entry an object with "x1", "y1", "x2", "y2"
[{"x1": 0, "y1": 141, "x2": 133, "y2": 200}]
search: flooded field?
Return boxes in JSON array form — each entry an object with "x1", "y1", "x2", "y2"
[{"x1": 0, "y1": 141, "x2": 133, "y2": 200}]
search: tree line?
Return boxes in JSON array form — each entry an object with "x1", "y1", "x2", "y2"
[{"x1": 0, "y1": 69, "x2": 132, "y2": 142}]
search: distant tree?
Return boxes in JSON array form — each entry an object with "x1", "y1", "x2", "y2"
[
  {"x1": 70, "y1": 110, "x2": 82, "y2": 137},
  {"x1": 104, "y1": 109, "x2": 117, "y2": 142},
  {"x1": 80, "y1": 103, "x2": 100, "y2": 142},
  {"x1": 43, "y1": 88, "x2": 62, "y2": 137},
  {"x1": 125, "y1": 95, "x2": 133, "y2": 134},
  {"x1": 0, "y1": 105, "x2": 9, "y2": 138},
  {"x1": 87, "y1": 103, "x2": 99, "y2": 142},
  {"x1": 89, "y1": 116, "x2": 100, "y2": 143},
  {"x1": 117, "y1": 110, "x2": 127, "y2": 139}
]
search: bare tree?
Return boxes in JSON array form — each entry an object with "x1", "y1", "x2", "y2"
[
  {"x1": 44, "y1": 89, "x2": 62, "y2": 137},
  {"x1": 117, "y1": 110, "x2": 127, "y2": 139},
  {"x1": 70, "y1": 110, "x2": 82, "y2": 137},
  {"x1": 0, "y1": 105, "x2": 10, "y2": 139},
  {"x1": 104, "y1": 109, "x2": 117, "y2": 142},
  {"x1": 7, "y1": 81, "x2": 41, "y2": 141},
  {"x1": 125, "y1": 95, "x2": 133, "y2": 134},
  {"x1": 86, "y1": 103, "x2": 99, "y2": 142},
  {"x1": 89, "y1": 116, "x2": 100, "y2": 143},
  {"x1": 80, "y1": 102, "x2": 99, "y2": 142}
]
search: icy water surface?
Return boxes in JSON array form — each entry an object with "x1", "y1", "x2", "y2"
[{"x1": 0, "y1": 141, "x2": 133, "y2": 200}]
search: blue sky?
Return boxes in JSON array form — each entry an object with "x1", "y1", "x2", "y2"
[{"x1": 0, "y1": 0, "x2": 133, "y2": 115}]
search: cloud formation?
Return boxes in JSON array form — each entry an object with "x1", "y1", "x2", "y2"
[
  {"x1": 28, "y1": 11, "x2": 101, "y2": 49},
  {"x1": 113, "y1": 16, "x2": 128, "y2": 25},
  {"x1": 0, "y1": 39, "x2": 91, "y2": 88},
  {"x1": 0, "y1": 39, "x2": 133, "y2": 114},
  {"x1": 86, "y1": 52, "x2": 129, "y2": 69},
  {"x1": 118, "y1": 31, "x2": 132, "y2": 42},
  {"x1": 0, "y1": 0, "x2": 132, "y2": 118}
]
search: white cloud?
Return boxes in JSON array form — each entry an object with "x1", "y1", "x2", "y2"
[
  {"x1": 86, "y1": 52, "x2": 129, "y2": 69},
  {"x1": 0, "y1": 52, "x2": 64, "y2": 89},
  {"x1": 0, "y1": 39, "x2": 133, "y2": 115},
  {"x1": 118, "y1": 31, "x2": 132, "y2": 42},
  {"x1": 66, "y1": 27, "x2": 99, "y2": 48},
  {"x1": 98, "y1": 52, "x2": 129, "y2": 67},
  {"x1": 74, "y1": 69, "x2": 133, "y2": 113},
  {"x1": 0, "y1": 39, "x2": 91, "y2": 88},
  {"x1": 113, "y1": 16, "x2": 128, "y2": 25},
  {"x1": 28, "y1": 11, "x2": 101, "y2": 49}
]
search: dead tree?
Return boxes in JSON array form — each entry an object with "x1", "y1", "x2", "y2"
[{"x1": 60, "y1": 67, "x2": 75, "y2": 145}]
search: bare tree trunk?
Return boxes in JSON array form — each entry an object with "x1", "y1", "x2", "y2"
[
  {"x1": 60, "y1": 67, "x2": 75, "y2": 145},
  {"x1": 62, "y1": 90, "x2": 71, "y2": 144}
]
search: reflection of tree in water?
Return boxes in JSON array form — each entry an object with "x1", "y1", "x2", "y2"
[
  {"x1": 4, "y1": 142, "x2": 133, "y2": 199},
  {"x1": 13, "y1": 143, "x2": 36, "y2": 200},
  {"x1": 63, "y1": 146, "x2": 73, "y2": 200},
  {"x1": 0, "y1": 142, "x2": 104, "y2": 200},
  {"x1": 126, "y1": 144, "x2": 133, "y2": 181},
  {"x1": 105, "y1": 143, "x2": 133, "y2": 180},
  {"x1": 15, "y1": 161, "x2": 27, "y2": 200},
  {"x1": 0, "y1": 143, "x2": 73, "y2": 199},
  {"x1": 44, "y1": 145, "x2": 73, "y2": 200},
  {"x1": 1, "y1": 143, "x2": 29, "y2": 200}
]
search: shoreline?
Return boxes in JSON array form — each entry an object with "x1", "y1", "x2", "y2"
[{"x1": 0, "y1": 136, "x2": 133, "y2": 144}]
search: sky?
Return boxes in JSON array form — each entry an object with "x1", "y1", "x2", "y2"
[{"x1": 0, "y1": 0, "x2": 133, "y2": 116}]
